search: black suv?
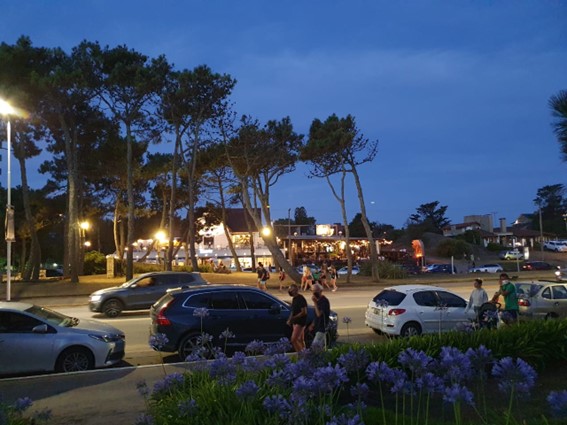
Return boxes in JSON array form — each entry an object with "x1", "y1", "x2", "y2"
[
  {"x1": 150, "y1": 285, "x2": 338, "y2": 360},
  {"x1": 89, "y1": 272, "x2": 208, "y2": 317}
]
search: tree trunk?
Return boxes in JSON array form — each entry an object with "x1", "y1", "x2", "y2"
[
  {"x1": 126, "y1": 124, "x2": 135, "y2": 280},
  {"x1": 15, "y1": 142, "x2": 41, "y2": 281},
  {"x1": 167, "y1": 131, "x2": 181, "y2": 272},
  {"x1": 218, "y1": 177, "x2": 241, "y2": 271},
  {"x1": 351, "y1": 167, "x2": 380, "y2": 282},
  {"x1": 239, "y1": 181, "x2": 301, "y2": 282}
]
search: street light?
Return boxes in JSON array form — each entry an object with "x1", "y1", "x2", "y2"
[{"x1": 0, "y1": 99, "x2": 15, "y2": 301}]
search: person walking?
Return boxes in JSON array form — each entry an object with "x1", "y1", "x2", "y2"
[
  {"x1": 465, "y1": 278, "x2": 488, "y2": 317},
  {"x1": 256, "y1": 262, "x2": 268, "y2": 292},
  {"x1": 328, "y1": 264, "x2": 338, "y2": 292},
  {"x1": 319, "y1": 262, "x2": 332, "y2": 290},
  {"x1": 310, "y1": 283, "x2": 331, "y2": 349},
  {"x1": 278, "y1": 266, "x2": 286, "y2": 291},
  {"x1": 496, "y1": 273, "x2": 519, "y2": 324},
  {"x1": 286, "y1": 284, "x2": 307, "y2": 352}
]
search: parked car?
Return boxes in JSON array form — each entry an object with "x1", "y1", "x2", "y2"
[
  {"x1": 149, "y1": 285, "x2": 338, "y2": 360},
  {"x1": 498, "y1": 250, "x2": 524, "y2": 260},
  {"x1": 89, "y1": 271, "x2": 209, "y2": 318},
  {"x1": 468, "y1": 264, "x2": 504, "y2": 273},
  {"x1": 364, "y1": 285, "x2": 473, "y2": 337},
  {"x1": 336, "y1": 266, "x2": 360, "y2": 276},
  {"x1": 0, "y1": 302, "x2": 125, "y2": 376},
  {"x1": 424, "y1": 264, "x2": 457, "y2": 274},
  {"x1": 521, "y1": 261, "x2": 552, "y2": 271},
  {"x1": 296, "y1": 264, "x2": 321, "y2": 275},
  {"x1": 544, "y1": 241, "x2": 567, "y2": 252},
  {"x1": 514, "y1": 281, "x2": 567, "y2": 319}
]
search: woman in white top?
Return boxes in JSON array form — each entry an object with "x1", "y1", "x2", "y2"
[{"x1": 466, "y1": 278, "x2": 489, "y2": 314}]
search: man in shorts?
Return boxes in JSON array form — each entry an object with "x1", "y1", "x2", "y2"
[
  {"x1": 310, "y1": 283, "x2": 331, "y2": 349},
  {"x1": 286, "y1": 283, "x2": 307, "y2": 352},
  {"x1": 256, "y1": 262, "x2": 268, "y2": 292}
]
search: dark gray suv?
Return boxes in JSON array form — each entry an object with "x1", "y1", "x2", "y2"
[
  {"x1": 150, "y1": 285, "x2": 338, "y2": 360},
  {"x1": 89, "y1": 272, "x2": 208, "y2": 317}
]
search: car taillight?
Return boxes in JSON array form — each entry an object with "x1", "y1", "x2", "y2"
[
  {"x1": 518, "y1": 298, "x2": 530, "y2": 307},
  {"x1": 388, "y1": 308, "x2": 406, "y2": 316},
  {"x1": 156, "y1": 300, "x2": 173, "y2": 326}
]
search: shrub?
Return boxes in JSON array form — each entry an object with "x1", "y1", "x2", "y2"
[
  {"x1": 83, "y1": 251, "x2": 106, "y2": 275},
  {"x1": 436, "y1": 238, "x2": 471, "y2": 258},
  {"x1": 487, "y1": 242, "x2": 505, "y2": 252}
]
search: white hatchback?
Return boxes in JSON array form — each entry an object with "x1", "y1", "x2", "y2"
[
  {"x1": 364, "y1": 285, "x2": 474, "y2": 337},
  {"x1": 544, "y1": 241, "x2": 567, "y2": 252}
]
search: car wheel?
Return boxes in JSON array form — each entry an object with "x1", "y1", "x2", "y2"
[
  {"x1": 400, "y1": 322, "x2": 422, "y2": 337},
  {"x1": 178, "y1": 333, "x2": 213, "y2": 361},
  {"x1": 55, "y1": 347, "x2": 94, "y2": 373},
  {"x1": 102, "y1": 299, "x2": 123, "y2": 318},
  {"x1": 545, "y1": 313, "x2": 559, "y2": 320}
]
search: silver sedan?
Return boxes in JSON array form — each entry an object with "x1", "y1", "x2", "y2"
[{"x1": 0, "y1": 302, "x2": 125, "y2": 376}]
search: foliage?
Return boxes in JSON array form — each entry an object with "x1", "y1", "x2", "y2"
[
  {"x1": 549, "y1": 90, "x2": 567, "y2": 162},
  {"x1": 407, "y1": 201, "x2": 450, "y2": 235},
  {"x1": 436, "y1": 238, "x2": 471, "y2": 258},
  {"x1": 486, "y1": 242, "x2": 505, "y2": 252},
  {"x1": 349, "y1": 213, "x2": 377, "y2": 238},
  {"x1": 364, "y1": 260, "x2": 408, "y2": 279},
  {"x1": 82, "y1": 250, "x2": 106, "y2": 275},
  {"x1": 457, "y1": 230, "x2": 482, "y2": 246},
  {"x1": 140, "y1": 319, "x2": 567, "y2": 425}
]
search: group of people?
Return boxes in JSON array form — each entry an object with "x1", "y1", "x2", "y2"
[
  {"x1": 300, "y1": 263, "x2": 338, "y2": 292},
  {"x1": 465, "y1": 272, "x2": 519, "y2": 325},
  {"x1": 286, "y1": 282, "x2": 331, "y2": 352}
]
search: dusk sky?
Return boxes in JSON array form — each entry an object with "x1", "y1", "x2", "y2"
[{"x1": 1, "y1": 1, "x2": 566, "y2": 228}]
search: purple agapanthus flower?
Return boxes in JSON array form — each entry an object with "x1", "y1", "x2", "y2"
[
  {"x1": 547, "y1": 390, "x2": 567, "y2": 418},
  {"x1": 415, "y1": 372, "x2": 444, "y2": 394},
  {"x1": 264, "y1": 353, "x2": 291, "y2": 370},
  {"x1": 236, "y1": 380, "x2": 260, "y2": 400},
  {"x1": 398, "y1": 348, "x2": 432, "y2": 376},
  {"x1": 153, "y1": 372, "x2": 185, "y2": 395},
  {"x1": 231, "y1": 351, "x2": 246, "y2": 366},
  {"x1": 219, "y1": 328, "x2": 235, "y2": 339},
  {"x1": 263, "y1": 394, "x2": 291, "y2": 417},
  {"x1": 32, "y1": 408, "x2": 52, "y2": 422},
  {"x1": 245, "y1": 339, "x2": 266, "y2": 355},
  {"x1": 465, "y1": 345, "x2": 493, "y2": 377},
  {"x1": 350, "y1": 382, "x2": 370, "y2": 400},
  {"x1": 149, "y1": 333, "x2": 169, "y2": 350},
  {"x1": 13, "y1": 397, "x2": 33, "y2": 413},
  {"x1": 366, "y1": 361, "x2": 396, "y2": 383},
  {"x1": 338, "y1": 348, "x2": 371, "y2": 374},
  {"x1": 342, "y1": 316, "x2": 352, "y2": 324},
  {"x1": 265, "y1": 338, "x2": 292, "y2": 356},
  {"x1": 193, "y1": 307, "x2": 209, "y2": 318},
  {"x1": 209, "y1": 356, "x2": 237, "y2": 385},
  {"x1": 311, "y1": 364, "x2": 349, "y2": 393},
  {"x1": 443, "y1": 383, "x2": 475, "y2": 406},
  {"x1": 492, "y1": 357, "x2": 537, "y2": 397},
  {"x1": 437, "y1": 346, "x2": 472, "y2": 383},
  {"x1": 266, "y1": 368, "x2": 294, "y2": 388}
]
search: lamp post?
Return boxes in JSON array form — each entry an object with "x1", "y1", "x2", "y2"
[
  {"x1": 79, "y1": 221, "x2": 90, "y2": 275},
  {"x1": 0, "y1": 100, "x2": 15, "y2": 301}
]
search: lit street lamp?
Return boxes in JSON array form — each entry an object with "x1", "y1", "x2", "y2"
[{"x1": 0, "y1": 99, "x2": 15, "y2": 301}]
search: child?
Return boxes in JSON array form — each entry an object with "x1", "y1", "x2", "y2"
[{"x1": 278, "y1": 267, "x2": 286, "y2": 291}]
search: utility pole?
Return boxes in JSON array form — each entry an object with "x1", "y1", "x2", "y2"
[{"x1": 287, "y1": 208, "x2": 291, "y2": 264}]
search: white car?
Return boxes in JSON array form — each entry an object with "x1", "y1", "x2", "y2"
[
  {"x1": 0, "y1": 302, "x2": 125, "y2": 376},
  {"x1": 544, "y1": 241, "x2": 567, "y2": 252},
  {"x1": 337, "y1": 266, "x2": 360, "y2": 276},
  {"x1": 468, "y1": 263, "x2": 504, "y2": 273},
  {"x1": 499, "y1": 250, "x2": 524, "y2": 260},
  {"x1": 364, "y1": 285, "x2": 474, "y2": 337}
]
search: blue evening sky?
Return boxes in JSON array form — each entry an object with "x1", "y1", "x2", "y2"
[{"x1": 1, "y1": 0, "x2": 566, "y2": 228}]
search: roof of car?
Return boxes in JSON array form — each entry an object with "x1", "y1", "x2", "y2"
[
  {"x1": 383, "y1": 284, "x2": 447, "y2": 293},
  {"x1": 168, "y1": 284, "x2": 253, "y2": 295},
  {"x1": 0, "y1": 301, "x2": 34, "y2": 311}
]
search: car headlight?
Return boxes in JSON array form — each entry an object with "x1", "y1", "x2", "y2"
[
  {"x1": 89, "y1": 333, "x2": 125, "y2": 343},
  {"x1": 90, "y1": 294, "x2": 102, "y2": 302}
]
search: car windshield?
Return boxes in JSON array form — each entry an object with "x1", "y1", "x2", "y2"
[
  {"x1": 515, "y1": 283, "x2": 542, "y2": 298},
  {"x1": 25, "y1": 305, "x2": 79, "y2": 327},
  {"x1": 120, "y1": 277, "x2": 139, "y2": 288},
  {"x1": 372, "y1": 289, "x2": 406, "y2": 306}
]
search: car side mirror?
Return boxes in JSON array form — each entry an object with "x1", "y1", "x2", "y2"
[
  {"x1": 32, "y1": 324, "x2": 49, "y2": 334},
  {"x1": 270, "y1": 304, "x2": 282, "y2": 314}
]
